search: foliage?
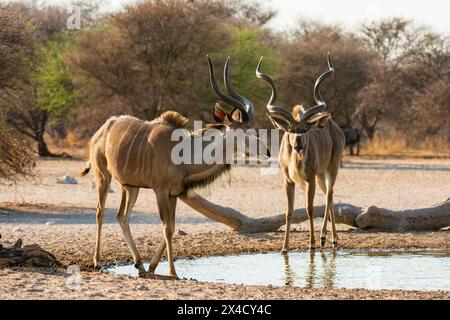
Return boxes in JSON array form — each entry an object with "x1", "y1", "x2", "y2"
[
  {"x1": 68, "y1": 0, "x2": 235, "y2": 133},
  {"x1": 278, "y1": 23, "x2": 374, "y2": 127},
  {"x1": 1, "y1": 2, "x2": 74, "y2": 156},
  {"x1": 223, "y1": 27, "x2": 279, "y2": 125},
  {"x1": 0, "y1": 3, "x2": 35, "y2": 90},
  {"x1": 32, "y1": 33, "x2": 76, "y2": 128},
  {"x1": 0, "y1": 4, "x2": 35, "y2": 178},
  {"x1": 358, "y1": 18, "x2": 450, "y2": 142}
]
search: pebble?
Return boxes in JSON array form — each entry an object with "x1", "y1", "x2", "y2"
[
  {"x1": 175, "y1": 229, "x2": 187, "y2": 236},
  {"x1": 56, "y1": 176, "x2": 78, "y2": 185}
]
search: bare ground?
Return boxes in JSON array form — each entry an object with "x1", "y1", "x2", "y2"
[{"x1": 0, "y1": 158, "x2": 449, "y2": 300}]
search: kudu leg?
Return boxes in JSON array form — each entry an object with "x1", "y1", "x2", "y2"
[
  {"x1": 156, "y1": 191, "x2": 178, "y2": 279},
  {"x1": 117, "y1": 186, "x2": 146, "y2": 275},
  {"x1": 282, "y1": 181, "x2": 295, "y2": 254},
  {"x1": 93, "y1": 172, "x2": 111, "y2": 269},
  {"x1": 148, "y1": 237, "x2": 166, "y2": 274},
  {"x1": 317, "y1": 175, "x2": 329, "y2": 248},
  {"x1": 305, "y1": 180, "x2": 316, "y2": 250},
  {"x1": 326, "y1": 171, "x2": 339, "y2": 247},
  {"x1": 329, "y1": 194, "x2": 338, "y2": 247},
  {"x1": 321, "y1": 189, "x2": 337, "y2": 248}
]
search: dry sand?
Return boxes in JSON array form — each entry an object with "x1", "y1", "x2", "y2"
[{"x1": 0, "y1": 158, "x2": 449, "y2": 300}]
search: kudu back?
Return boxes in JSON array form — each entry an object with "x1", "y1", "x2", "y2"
[{"x1": 257, "y1": 54, "x2": 345, "y2": 252}]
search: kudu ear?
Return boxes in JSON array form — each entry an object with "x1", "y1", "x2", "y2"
[
  {"x1": 307, "y1": 112, "x2": 330, "y2": 128},
  {"x1": 267, "y1": 114, "x2": 291, "y2": 132},
  {"x1": 213, "y1": 103, "x2": 228, "y2": 123},
  {"x1": 230, "y1": 108, "x2": 243, "y2": 123}
]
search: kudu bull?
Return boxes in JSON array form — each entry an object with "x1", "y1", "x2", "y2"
[
  {"x1": 80, "y1": 57, "x2": 268, "y2": 278},
  {"x1": 257, "y1": 54, "x2": 345, "y2": 252}
]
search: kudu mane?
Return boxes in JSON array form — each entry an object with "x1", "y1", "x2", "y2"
[
  {"x1": 181, "y1": 164, "x2": 231, "y2": 197},
  {"x1": 160, "y1": 111, "x2": 189, "y2": 129}
]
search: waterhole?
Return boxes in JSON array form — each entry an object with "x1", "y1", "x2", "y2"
[{"x1": 106, "y1": 249, "x2": 450, "y2": 291}]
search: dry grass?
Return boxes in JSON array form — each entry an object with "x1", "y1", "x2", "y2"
[
  {"x1": 360, "y1": 130, "x2": 449, "y2": 159},
  {"x1": 45, "y1": 131, "x2": 88, "y2": 159}
]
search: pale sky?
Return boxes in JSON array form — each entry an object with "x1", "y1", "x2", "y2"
[
  {"x1": 43, "y1": 0, "x2": 450, "y2": 34},
  {"x1": 265, "y1": 0, "x2": 450, "y2": 34}
]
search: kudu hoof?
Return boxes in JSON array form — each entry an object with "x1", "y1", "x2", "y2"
[
  {"x1": 93, "y1": 262, "x2": 103, "y2": 270},
  {"x1": 281, "y1": 248, "x2": 289, "y2": 255},
  {"x1": 332, "y1": 241, "x2": 338, "y2": 249},
  {"x1": 135, "y1": 263, "x2": 146, "y2": 275},
  {"x1": 148, "y1": 263, "x2": 157, "y2": 274},
  {"x1": 320, "y1": 237, "x2": 326, "y2": 247}
]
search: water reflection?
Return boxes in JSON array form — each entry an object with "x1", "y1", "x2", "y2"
[
  {"x1": 284, "y1": 250, "x2": 337, "y2": 288},
  {"x1": 320, "y1": 251, "x2": 336, "y2": 288},
  {"x1": 305, "y1": 251, "x2": 316, "y2": 288},
  {"x1": 283, "y1": 254, "x2": 296, "y2": 286}
]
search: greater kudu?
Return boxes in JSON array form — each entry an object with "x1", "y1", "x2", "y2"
[
  {"x1": 257, "y1": 54, "x2": 345, "y2": 252},
  {"x1": 80, "y1": 57, "x2": 269, "y2": 278}
]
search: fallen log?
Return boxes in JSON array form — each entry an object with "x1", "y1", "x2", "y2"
[
  {"x1": 0, "y1": 235, "x2": 60, "y2": 268},
  {"x1": 180, "y1": 193, "x2": 450, "y2": 232},
  {"x1": 356, "y1": 199, "x2": 450, "y2": 231},
  {"x1": 180, "y1": 193, "x2": 362, "y2": 233}
]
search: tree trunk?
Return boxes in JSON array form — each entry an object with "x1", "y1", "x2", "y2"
[
  {"x1": 36, "y1": 134, "x2": 54, "y2": 157},
  {"x1": 35, "y1": 109, "x2": 58, "y2": 157}
]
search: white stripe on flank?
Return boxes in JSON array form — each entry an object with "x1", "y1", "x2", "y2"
[
  {"x1": 135, "y1": 125, "x2": 149, "y2": 178},
  {"x1": 133, "y1": 126, "x2": 146, "y2": 177},
  {"x1": 115, "y1": 122, "x2": 134, "y2": 163},
  {"x1": 143, "y1": 134, "x2": 152, "y2": 180},
  {"x1": 124, "y1": 123, "x2": 146, "y2": 176}
]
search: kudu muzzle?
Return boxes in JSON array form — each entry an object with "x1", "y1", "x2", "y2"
[{"x1": 294, "y1": 133, "x2": 304, "y2": 153}]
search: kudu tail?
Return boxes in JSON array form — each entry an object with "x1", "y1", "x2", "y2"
[{"x1": 80, "y1": 162, "x2": 91, "y2": 177}]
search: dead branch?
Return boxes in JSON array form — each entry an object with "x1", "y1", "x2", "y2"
[
  {"x1": 181, "y1": 193, "x2": 450, "y2": 232},
  {"x1": 0, "y1": 236, "x2": 60, "y2": 268}
]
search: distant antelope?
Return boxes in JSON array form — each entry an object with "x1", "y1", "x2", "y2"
[
  {"x1": 340, "y1": 124, "x2": 361, "y2": 156},
  {"x1": 257, "y1": 54, "x2": 345, "y2": 252},
  {"x1": 80, "y1": 57, "x2": 269, "y2": 278}
]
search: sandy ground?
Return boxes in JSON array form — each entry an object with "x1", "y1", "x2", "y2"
[{"x1": 0, "y1": 158, "x2": 449, "y2": 300}]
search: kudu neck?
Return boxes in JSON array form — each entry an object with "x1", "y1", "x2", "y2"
[{"x1": 185, "y1": 127, "x2": 236, "y2": 176}]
